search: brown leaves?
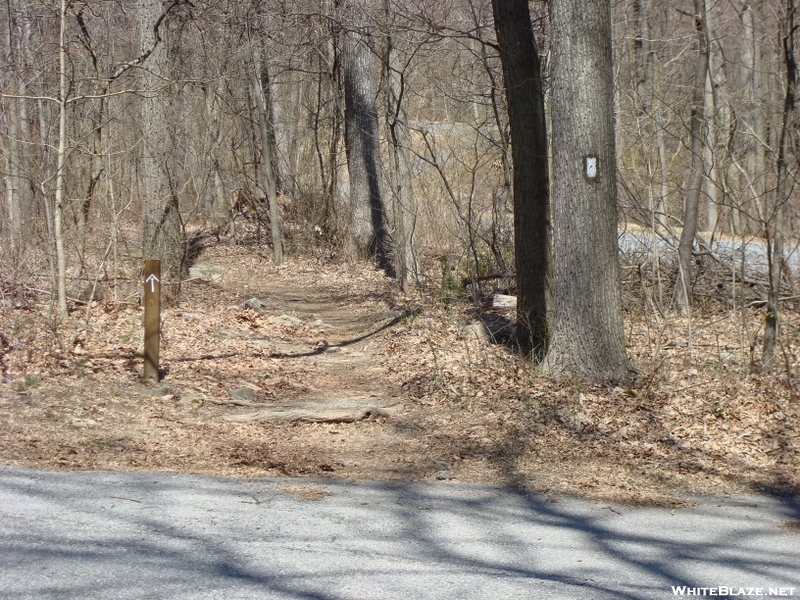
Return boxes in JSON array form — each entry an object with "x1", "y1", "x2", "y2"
[{"x1": 1, "y1": 244, "x2": 799, "y2": 502}]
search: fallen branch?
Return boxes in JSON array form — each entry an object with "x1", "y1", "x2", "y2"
[
  {"x1": 461, "y1": 273, "x2": 514, "y2": 287},
  {"x1": 223, "y1": 403, "x2": 402, "y2": 424},
  {"x1": 208, "y1": 399, "x2": 283, "y2": 408}
]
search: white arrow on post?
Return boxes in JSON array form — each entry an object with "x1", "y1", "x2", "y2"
[{"x1": 145, "y1": 274, "x2": 160, "y2": 293}]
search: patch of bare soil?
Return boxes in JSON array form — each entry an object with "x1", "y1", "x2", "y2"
[{"x1": 1, "y1": 244, "x2": 798, "y2": 507}]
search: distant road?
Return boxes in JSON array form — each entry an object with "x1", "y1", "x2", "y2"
[
  {"x1": 1, "y1": 467, "x2": 799, "y2": 599},
  {"x1": 618, "y1": 231, "x2": 800, "y2": 277}
]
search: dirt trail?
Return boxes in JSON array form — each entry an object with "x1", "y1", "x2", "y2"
[
  {"x1": 213, "y1": 280, "x2": 404, "y2": 423},
  {"x1": 0, "y1": 246, "x2": 430, "y2": 481},
  {"x1": 2, "y1": 244, "x2": 799, "y2": 504}
]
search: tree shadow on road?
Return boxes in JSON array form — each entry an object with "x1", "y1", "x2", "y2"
[{"x1": 1, "y1": 466, "x2": 799, "y2": 600}]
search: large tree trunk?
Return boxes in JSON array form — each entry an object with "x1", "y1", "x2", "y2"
[
  {"x1": 674, "y1": 0, "x2": 709, "y2": 313},
  {"x1": 136, "y1": 0, "x2": 182, "y2": 281},
  {"x1": 491, "y1": 0, "x2": 550, "y2": 360},
  {"x1": 342, "y1": 12, "x2": 390, "y2": 269},
  {"x1": 542, "y1": 0, "x2": 632, "y2": 382}
]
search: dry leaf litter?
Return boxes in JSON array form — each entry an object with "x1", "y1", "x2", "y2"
[{"x1": 1, "y1": 243, "x2": 798, "y2": 507}]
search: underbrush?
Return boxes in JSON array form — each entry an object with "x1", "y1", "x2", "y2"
[{"x1": 1, "y1": 241, "x2": 798, "y2": 501}]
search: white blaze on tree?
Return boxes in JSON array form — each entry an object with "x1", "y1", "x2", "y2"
[{"x1": 542, "y1": 0, "x2": 632, "y2": 382}]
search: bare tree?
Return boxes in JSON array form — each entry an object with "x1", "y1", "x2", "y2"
[
  {"x1": 763, "y1": 0, "x2": 795, "y2": 370},
  {"x1": 491, "y1": 0, "x2": 550, "y2": 360},
  {"x1": 383, "y1": 1, "x2": 419, "y2": 292},
  {"x1": 674, "y1": 0, "x2": 709, "y2": 313},
  {"x1": 52, "y1": 0, "x2": 70, "y2": 318},
  {"x1": 136, "y1": 0, "x2": 182, "y2": 280},
  {"x1": 740, "y1": 1, "x2": 769, "y2": 235},
  {"x1": 703, "y1": 0, "x2": 733, "y2": 236},
  {"x1": 2, "y1": 0, "x2": 28, "y2": 250},
  {"x1": 250, "y1": 35, "x2": 283, "y2": 265}
]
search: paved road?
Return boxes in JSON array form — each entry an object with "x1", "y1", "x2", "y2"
[
  {"x1": 618, "y1": 231, "x2": 800, "y2": 277},
  {"x1": 1, "y1": 466, "x2": 799, "y2": 600}
]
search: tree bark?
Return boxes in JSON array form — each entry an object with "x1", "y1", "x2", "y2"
[
  {"x1": 674, "y1": 0, "x2": 709, "y2": 313},
  {"x1": 136, "y1": 0, "x2": 182, "y2": 280},
  {"x1": 491, "y1": 0, "x2": 550, "y2": 360},
  {"x1": 542, "y1": 0, "x2": 632, "y2": 382},
  {"x1": 342, "y1": 12, "x2": 390, "y2": 270}
]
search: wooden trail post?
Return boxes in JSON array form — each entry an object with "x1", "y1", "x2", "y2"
[{"x1": 143, "y1": 260, "x2": 161, "y2": 381}]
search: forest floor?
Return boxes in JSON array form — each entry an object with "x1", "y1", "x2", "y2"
[{"x1": 1, "y1": 241, "x2": 799, "y2": 507}]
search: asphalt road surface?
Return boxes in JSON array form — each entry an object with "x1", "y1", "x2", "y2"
[{"x1": 1, "y1": 466, "x2": 799, "y2": 599}]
